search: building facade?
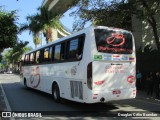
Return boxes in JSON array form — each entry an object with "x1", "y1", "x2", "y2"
[{"x1": 132, "y1": 14, "x2": 160, "y2": 50}]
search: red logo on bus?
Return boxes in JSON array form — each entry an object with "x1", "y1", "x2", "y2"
[
  {"x1": 94, "y1": 80, "x2": 105, "y2": 85},
  {"x1": 30, "y1": 66, "x2": 40, "y2": 88},
  {"x1": 30, "y1": 74, "x2": 40, "y2": 88},
  {"x1": 113, "y1": 90, "x2": 121, "y2": 94},
  {"x1": 106, "y1": 33, "x2": 125, "y2": 47},
  {"x1": 127, "y1": 75, "x2": 135, "y2": 83}
]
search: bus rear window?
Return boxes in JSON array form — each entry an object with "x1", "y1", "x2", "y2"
[{"x1": 94, "y1": 29, "x2": 133, "y2": 54}]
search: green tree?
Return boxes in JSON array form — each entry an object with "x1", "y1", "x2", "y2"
[
  {"x1": 0, "y1": 8, "x2": 18, "y2": 51},
  {"x1": 20, "y1": 14, "x2": 41, "y2": 48},
  {"x1": 70, "y1": 0, "x2": 160, "y2": 50},
  {"x1": 2, "y1": 41, "x2": 32, "y2": 70},
  {"x1": 130, "y1": 0, "x2": 160, "y2": 50},
  {"x1": 0, "y1": 54, "x2": 2, "y2": 62},
  {"x1": 20, "y1": 7, "x2": 64, "y2": 45},
  {"x1": 70, "y1": 0, "x2": 132, "y2": 31},
  {"x1": 37, "y1": 7, "x2": 63, "y2": 43},
  {"x1": 11, "y1": 41, "x2": 32, "y2": 64}
]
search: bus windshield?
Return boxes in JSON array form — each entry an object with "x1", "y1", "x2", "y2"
[{"x1": 94, "y1": 29, "x2": 133, "y2": 54}]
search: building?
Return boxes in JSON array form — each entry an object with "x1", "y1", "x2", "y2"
[{"x1": 132, "y1": 13, "x2": 160, "y2": 50}]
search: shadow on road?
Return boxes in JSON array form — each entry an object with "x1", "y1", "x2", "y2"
[
  {"x1": 20, "y1": 86, "x2": 124, "y2": 117},
  {"x1": 1, "y1": 79, "x2": 159, "y2": 118}
]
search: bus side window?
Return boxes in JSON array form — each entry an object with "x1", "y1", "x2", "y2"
[
  {"x1": 24, "y1": 54, "x2": 30, "y2": 65},
  {"x1": 35, "y1": 51, "x2": 40, "y2": 64},
  {"x1": 77, "y1": 36, "x2": 85, "y2": 60},
  {"x1": 49, "y1": 46, "x2": 52, "y2": 62},
  {"x1": 30, "y1": 52, "x2": 35, "y2": 64},
  {"x1": 24, "y1": 55, "x2": 27, "y2": 65},
  {"x1": 43, "y1": 48, "x2": 49, "y2": 62},
  {"x1": 52, "y1": 46, "x2": 55, "y2": 62},
  {"x1": 67, "y1": 39, "x2": 79, "y2": 60},
  {"x1": 60, "y1": 42, "x2": 66, "y2": 60},
  {"x1": 54, "y1": 44, "x2": 61, "y2": 61}
]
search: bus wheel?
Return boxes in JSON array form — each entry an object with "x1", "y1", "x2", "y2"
[
  {"x1": 52, "y1": 84, "x2": 61, "y2": 103},
  {"x1": 24, "y1": 79, "x2": 28, "y2": 88}
]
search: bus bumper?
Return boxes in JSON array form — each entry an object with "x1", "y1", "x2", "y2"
[{"x1": 86, "y1": 88, "x2": 136, "y2": 103}]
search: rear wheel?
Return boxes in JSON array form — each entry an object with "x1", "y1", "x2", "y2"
[
  {"x1": 24, "y1": 79, "x2": 28, "y2": 89},
  {"x1": 52, "y1": 84, "x2": 61, "y2": 103}
]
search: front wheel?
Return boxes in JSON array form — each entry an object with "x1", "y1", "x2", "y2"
[{"x1": 52, "y1": 84, "x2": 61, "y2": 103}]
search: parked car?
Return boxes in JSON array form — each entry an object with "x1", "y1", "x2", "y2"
[
  {"x1": 7, "y1": 71, "x2": 12, "y2": 74},
  {"x1": 4, "y1": 71, "x2": 13, "y2": 74}
]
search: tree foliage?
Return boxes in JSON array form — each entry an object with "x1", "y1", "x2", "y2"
[
  {"x1": 0, "y1": 8, "x2": 18, "y2": 51},
  {"x1": 38, "y1": 7, "x2": 64, "y2": 43},
  {"x1": 20, "y1": 14, "x2": 42, "y2": 48},
  {"x1": 130, "y1": 0, "x2": 160, "y2": 50},
  {"x1": 11, "y1": 41, "x2": 32, "y2": 63},
  {"x1": 70, "y1": 0, "x2": 132, "y2": 31},
  {"x1": 70, "y1": 0, "x2": 160, "y2": 50},
  {"x1": 1, "y1": 41, "x2": 32, "y2": 69},
  {"x1": 20, "y1": 7, "x2": 63, "y2": 45}
]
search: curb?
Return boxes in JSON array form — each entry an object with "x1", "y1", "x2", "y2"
[
  {"x1": 136, "y1": 90, "x2": 160, "y2": 103},
  {"x1": 0, "y1": 81, "x2": 12, "y2": 111}
]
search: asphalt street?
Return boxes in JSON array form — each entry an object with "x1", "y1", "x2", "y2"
[{"x1": 0, "y1": 74, "x2": 160, "y2": 120}]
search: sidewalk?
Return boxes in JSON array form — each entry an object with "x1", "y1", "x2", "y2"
[{"x1": 136, "y1": 90, "x2": 160, "y2": 104}]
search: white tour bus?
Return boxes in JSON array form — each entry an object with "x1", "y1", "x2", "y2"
[{"x1": 21, "y1": 26, "x2": 136, "y2": 103}]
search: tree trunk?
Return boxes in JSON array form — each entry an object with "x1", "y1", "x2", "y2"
[
  {"x1": 148, "y1": 17, "x2": 160, "y2": 50},
  {"x1": 140, "y1": 0, "x2": 160, "y2": 50},
  {"x1": 35, "y1": 44, "x2": 37, "y2": 48},
  {"x1": 46, "y1": 28, "x2": 53, "y2": 43}
]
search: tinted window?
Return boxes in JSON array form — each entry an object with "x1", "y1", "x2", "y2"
[
  {"x1": 94, "y1": 29, "x2": 133, "y2": 54},
  {"x1": 35, "y1": 51, "x2": 40, "y2": 63},
  {"x1": 49, "y1": 46, "x2": 52, "y2": 61},
  {"x1": 30, "y1": 53, "x2": 35, "y2": 64},
  {"x1": 24, "y1": 54, "x2": 30, "y2": 65},
  {"x1": 43, "y1": 48, "x2": 49, "y2": 62},
  {"x1": 77, "y1": 36, "x2": 85, "y2": 59},
  {"x1": 68, "y1": 39, "x2": 78, "y2": 59},
  {"x1": 54, "y1": 44, "x2": 61, "y2": 60},
  {"x1": 60, "y1": 42, "x2": 66, "y2": 60}
]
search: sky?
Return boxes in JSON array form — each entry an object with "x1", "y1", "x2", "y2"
[{"x1": 0, "y1": 0, "x2": 75, "y2": 49}]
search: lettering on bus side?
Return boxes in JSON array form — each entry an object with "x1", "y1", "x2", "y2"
[{"x1": 105, "y1": 65, "x2": 126, "y2": 73}]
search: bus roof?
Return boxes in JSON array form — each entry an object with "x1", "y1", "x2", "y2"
[{"x1": 25, "y1": 26, "x2": 132, "y2": 54}]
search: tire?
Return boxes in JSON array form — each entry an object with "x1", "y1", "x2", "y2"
[
  {"x1": 52, "y1": 84, "x2": 61, "y2": 103},
  {"x1": 24, "y1": 79, "x2": 28, "y2": 89}
]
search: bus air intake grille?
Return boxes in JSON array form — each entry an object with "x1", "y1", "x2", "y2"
[{"x1": 70, "y1": 81, "x2": 83, "y2": 100}]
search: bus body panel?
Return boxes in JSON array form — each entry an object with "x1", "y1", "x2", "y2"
[
  {"x1": 90, "y1": 61, "x2": 136, "y2": 102},
  {"x1": 92, "y1": 61, "x2": 136, "y2": 91},
  {"x1": 21, "y1": 26, "x2": 136, "y2": 103}
]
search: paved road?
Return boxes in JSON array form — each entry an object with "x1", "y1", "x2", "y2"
[{"x1": 0, "y1": 74, "x2": 160, "y2": 119}]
